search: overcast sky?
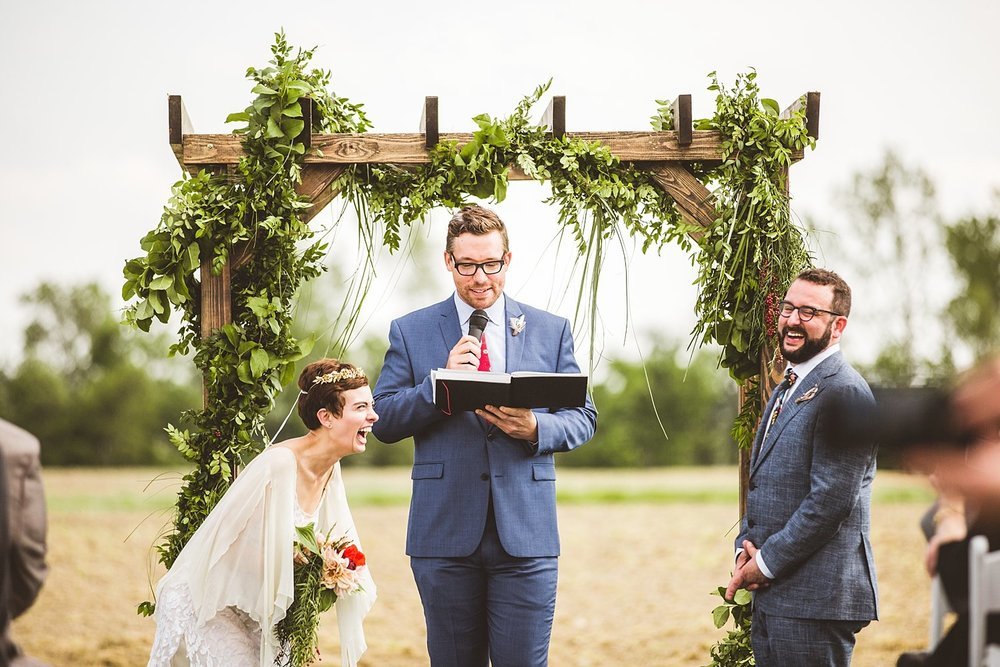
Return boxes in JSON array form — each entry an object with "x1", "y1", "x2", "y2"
[{"x1": 2, "y1": 0, "x2": 998, "y2": 371}]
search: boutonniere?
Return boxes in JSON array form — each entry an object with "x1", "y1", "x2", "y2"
[
  {"x1": 794, "y1": 386, "x2": 819, "y2": 404},
  {"x1": 509, "y1": 315, "x2": 526, "y2": 336}
]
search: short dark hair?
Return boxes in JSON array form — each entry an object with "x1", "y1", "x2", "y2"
[
  {"x1": 445, "y1": 204, "x2": 509, "y2": 254},
  {"x1": 296, "y1": 358, "x2": 368, "y2": 430},
  {"x1": 795, "y1": 268, "x2": 852, "y2": 316}
]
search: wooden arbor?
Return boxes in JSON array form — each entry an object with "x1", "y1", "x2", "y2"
[{"x1": 168, "y1": 90, "x2": 821, "y2": 512}]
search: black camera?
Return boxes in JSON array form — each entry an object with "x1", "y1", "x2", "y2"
[{"x1": 870, "y1": 386, "x2": 974, "y2": 450}]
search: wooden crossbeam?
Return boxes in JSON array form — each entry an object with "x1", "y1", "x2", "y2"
[
  {"x1": 646, "y1": 163, "x2": 716, "y2": 240},
  {"x1": 542, "y1": 96, "x2": 566, "y2": 139},
  {"x1": 179, "y1": 130, "x2": 796, "y2": 168}
]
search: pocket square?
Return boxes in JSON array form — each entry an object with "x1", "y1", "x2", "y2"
[{"x1": 794, "y1": 386, "x2": 819, "y2": 404}]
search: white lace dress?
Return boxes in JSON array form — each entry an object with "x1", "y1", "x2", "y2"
[{"x1": 147, "y1": 448, "x2": 375, "y2": 667}]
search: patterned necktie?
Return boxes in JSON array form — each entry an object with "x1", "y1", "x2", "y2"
[
  {"x1": 478, "y1": 332, "x2": 491, "y2": 371},
  {"x1": 768, "y1": 367, "x2": 798, "y2": 428}
]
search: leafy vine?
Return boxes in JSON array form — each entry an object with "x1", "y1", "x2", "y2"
[{"x1": 124, "y1": 35, "x2": 813, "y2": 635}]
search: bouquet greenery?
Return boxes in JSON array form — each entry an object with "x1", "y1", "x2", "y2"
[{"x1": 275, "y1": 524, "x2": 367, "y2": 666}]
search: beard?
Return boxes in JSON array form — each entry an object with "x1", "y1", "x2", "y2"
[{"x1": 779, "y1": 319, "x2": 834, "y2": 363}]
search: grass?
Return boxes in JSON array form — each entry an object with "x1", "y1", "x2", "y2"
[{"x1": 13, "y1": 466, "x2": 937, "y2": 666}]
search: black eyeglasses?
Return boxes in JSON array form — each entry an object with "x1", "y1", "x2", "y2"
[
  {"x1": 449, "y1": 254, "x2": 506, "y2": 276},
  {"x1": 777, "y1": 301, "x2": 843, "y2": 322}
]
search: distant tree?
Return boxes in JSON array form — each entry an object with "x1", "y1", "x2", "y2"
[
  {"x1": 565, "y1": 341, "x2": 737, "y2": 467},
  {"x1": 0, "y1": 282, "x2": 200, "y2": 465},
  {"x1": 943, "y1": 202, "x2": 1000, "y2": 361},
  {"x1": 819, "y1": 149, "x2": 954, "y2": 385}
]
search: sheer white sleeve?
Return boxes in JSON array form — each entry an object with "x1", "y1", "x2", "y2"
[
  {"x1": 318, "y1": 461, "x2": 377, "y2": 667},
  {"x1": 151, "y1": 447, "x2": 375, "y2": 667}
]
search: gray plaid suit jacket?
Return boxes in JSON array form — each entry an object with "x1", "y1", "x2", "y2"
[{"x1": 738, "y1": 352, "x2": 879, "y2": 621}]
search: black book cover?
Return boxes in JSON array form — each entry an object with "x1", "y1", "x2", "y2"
[{"x1": 432, "y1": 369, "x2": 588, "y2": 413}]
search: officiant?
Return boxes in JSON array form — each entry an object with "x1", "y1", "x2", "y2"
[{"x1": 372, "y1": 204, "x2": 597, "y2": 667}]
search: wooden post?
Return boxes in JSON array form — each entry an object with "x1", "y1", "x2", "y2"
[
  {"x1": 672, "y1": 94, "x2": 692, "y2": 147},
  {"x1": 781, "y1": 92, "x2": 821, "y2": 141},
  {"x1": 421, "y1": 96, "x2": 439, "y2": 148},
  {"x1": 168, "y1": 95, "x2": 193, "y2": 167},
  {"x1": 542, "y1": 96, "x2": 566, "y2": 139}
]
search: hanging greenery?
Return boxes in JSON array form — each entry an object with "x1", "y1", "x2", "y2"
[{"x1": 124, "y1": 34, "x2": 813, "y2": 627}]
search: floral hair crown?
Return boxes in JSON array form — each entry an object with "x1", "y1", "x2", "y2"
[{"x1": 300, "y1": 367, "x2": 366, "y2": 394}]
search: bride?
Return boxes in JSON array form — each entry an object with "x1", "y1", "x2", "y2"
[{"x1": 148, "y1": 359, "x2": 378, "y2": 667}]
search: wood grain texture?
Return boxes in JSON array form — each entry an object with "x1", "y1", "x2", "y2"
[
  {"x1": 180, "y1": 130, "x2": 775, "y2": 165},
  {"x1": 646, "y1": 163, "x2": 716, "y2": 239},
  {"x1": 297, "y1": 165, "x2": 346, "y2": 224}
]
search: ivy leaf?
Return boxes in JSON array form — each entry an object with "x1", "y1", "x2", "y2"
[
  {"x1": 251, "y1": 83, "x2": 278, "y2": 95},
  {"x1": 266, "y1": 117, "x2": 284, "y2": 139},
  {"x1": 760, "y1": 98, "x2": 780, "y2": 116},
  {"x1": 250, "y1": 348, "x2": 269, "y2": 378},
  {"x1": 712, "y1": 604, "x2": 731, "y2": 629},
  {"x1": 225, "y1": 111, "x2": 251, "y2": 124}
]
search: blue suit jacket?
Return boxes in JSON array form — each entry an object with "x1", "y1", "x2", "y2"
[
  {"x1": 373, "y1": 296, "x2": 598, "y2": 558},
  {"x1": 738, "y1": 352, "x2": 879, "y2": 621}
]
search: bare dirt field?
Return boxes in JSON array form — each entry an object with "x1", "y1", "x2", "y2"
[{"x1": 14, "y1": 467, "x2": 934, "y2": 666}]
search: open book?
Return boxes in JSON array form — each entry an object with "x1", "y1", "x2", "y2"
[{"x1": 432, "y1": 368, "x2": 588, "y2": 413}]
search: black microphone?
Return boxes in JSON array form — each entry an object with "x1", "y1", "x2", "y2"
[{"x1": 468, "y1": 309, "x2": 489, "y2": 341}]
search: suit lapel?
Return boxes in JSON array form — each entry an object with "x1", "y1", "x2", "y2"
[
  {"x1": 750, "y1": 353, "x2": 844, "y2": 476},
  {"x1": 438, "y1": 299, "x2": 462, "y2": 352},
  {"x1": 504, "y1": 298, "x2": 525, "y2": 373}
]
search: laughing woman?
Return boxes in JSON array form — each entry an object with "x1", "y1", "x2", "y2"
[{"x1": 148, "y1": 359, "x2": 378, "y2": 667}]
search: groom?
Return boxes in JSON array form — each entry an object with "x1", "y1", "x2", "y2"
[
  {"x1": 373, "y1": 204, "x2": 597, "y2": 667},
  {"x1": 725, "y1": 268, "x2": 879, "y2": 666}
]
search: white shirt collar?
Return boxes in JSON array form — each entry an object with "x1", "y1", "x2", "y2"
[
  {"x1": 453, "y1": 292, "x2": 506, "y2": 330},
  {"x1": 786, "y1": 343, "x2": 840, "y2": 385}
]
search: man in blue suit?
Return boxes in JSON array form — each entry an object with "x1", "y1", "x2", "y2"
[
  {"x1": 373, "y1": 204, "x2": 597, "y2": 667},
  {"x1": 725, "y1": 268, "x2": 879, "y2": 666}
]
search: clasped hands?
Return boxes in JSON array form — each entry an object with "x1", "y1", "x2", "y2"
[
  {"x1": 447, "y1": 336, "x2": 539, "y2": 443},
  {"x1": 725, "y1": 540, "x2": 772, "y2": 601}
]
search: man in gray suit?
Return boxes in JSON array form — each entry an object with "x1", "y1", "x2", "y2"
[
  {"x1": 0, "y1": 419, "x2": 49, "y2": 667},
  {"x1": 725, "y1": 268, "x2": 878, "y2": 666},
  {"x1": 373, "y1": 204, "x2": 597, "y2": 667}
]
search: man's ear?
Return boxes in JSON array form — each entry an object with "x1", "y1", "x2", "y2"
[{"x1": 444, "y1": 251, "x2": 453, "y2": 272}]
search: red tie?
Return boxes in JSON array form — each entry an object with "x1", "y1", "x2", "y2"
[{"x1": 478, "y1": 333, "x2": 491, "y2": 371}]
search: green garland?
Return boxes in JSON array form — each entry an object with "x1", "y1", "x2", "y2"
[
  {"x1": 126, "y1": 34, "x2": 370, "y2": 616},
  {"x1": 124, "y1": 36, "x2": 813, "y2": 644}
]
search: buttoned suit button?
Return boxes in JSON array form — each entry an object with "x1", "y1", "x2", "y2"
[
  {"x1": 486, "y1": 432, "x2": 495, "y2": 440},
  {"x1": 747, "y1": 519, "x2": 755, "y2": 528},
  {"x1": 480, "y1": 473, "x2": 489, "y2": 481},
  {"x1": 748, "y1": 481, "x2": 756, "y2": 491}
]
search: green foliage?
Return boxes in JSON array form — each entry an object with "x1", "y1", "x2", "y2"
[
  {"x1": 123, "y1": 34, "x2": 815, "y2": 632},
  {"x1": 570, "y1": 343, "x2": 737, "y2": 467},
  {"x1": 690, "y1": 70, "x2": 814, "y2": 385},
  {"x1": 0, "y1": 282, "x2": 199, "y2": 466},
  {"x1": 122, "y1": 32, "x2": 370, "y2": 575},
  {"x1": 705, "y1": 587, "x2": 754, "y2": 666},
  {"x1": 944, "y1": 208, "x2": 1000, "y2": 360}
]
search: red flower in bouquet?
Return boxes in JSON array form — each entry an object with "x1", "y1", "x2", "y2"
[{"x1": 342, "y1": 544, "x2": 366, "y2": 569}]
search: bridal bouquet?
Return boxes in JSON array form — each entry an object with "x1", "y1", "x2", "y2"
[{"x1": 275, "y1": 524, "x2": 368, "y2": 666}]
